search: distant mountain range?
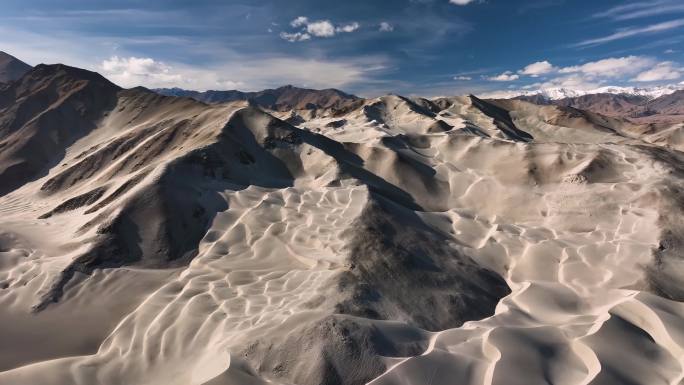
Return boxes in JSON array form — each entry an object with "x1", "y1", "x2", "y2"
[
  {"x1": 493, "y1": 85, "x2": 683, "y2": 101},
  {"x1": 157, "y1": 83, "x2": 684, "y2": 124},
  {"x1": 514, "y1": 89, "x2": 684, "y2": 124},
  {"x1": 154, "y1": 85, "x2": 361, "y2": 111}
]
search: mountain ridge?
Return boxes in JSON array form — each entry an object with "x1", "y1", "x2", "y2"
[{"x1": 154, "y1": 84, "x2": 361, "y2": 111}]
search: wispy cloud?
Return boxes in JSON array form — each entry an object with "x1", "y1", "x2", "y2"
[
  {"x1": 558, "y1": 56, "x2": 654, "y2": 77},
  {"x1": 99, "y1": 54, "x2": 387, "y2": 91},
  {"x1": 280, "y1": 32, "x2": 311, "y2": 42},
  {"x1": 574, "y1": 18, "x2": 684, "y2": 47},
  {"x1": 594, "y1": 0, "x2": 684, "y2": 21}
]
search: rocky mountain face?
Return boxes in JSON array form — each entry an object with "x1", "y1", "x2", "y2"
[
  {"x1": 2, "y1": 57, "x2": 684, "y2": 385},
  {"x1": 155, "y1": 84, "x2": 362, "y2": 111},
  {"x1": 0, "y1": 51, "x2": 32, "y2": 83},
  {"x1": 644, "y1": 89, "x2": 684, "y2": 115}
]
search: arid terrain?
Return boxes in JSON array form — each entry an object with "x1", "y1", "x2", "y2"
[{"x1": 1, "y1": 51, "x2": 684, "y2": 385}]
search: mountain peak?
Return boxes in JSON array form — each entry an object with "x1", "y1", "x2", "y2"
[
  {"x1": 24, "y1": 63, "x2": 120, "y2": 89},
  {"x1": 0, "y1": 51, "x2": 32, "y2": 83}
]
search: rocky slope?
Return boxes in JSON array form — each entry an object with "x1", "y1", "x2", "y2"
[{"x1": 1, "y1": 59, "x2": 684, "y2": 385}]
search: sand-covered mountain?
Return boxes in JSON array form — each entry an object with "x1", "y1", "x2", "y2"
[
  {"x1": 2, "y1": 57, "x2": 684, "y2": 385},
  {"x1": 155, "y1": 84, "x2": 361, "y2": 111},
  {"x1": 0, "y1": 51, "x2": 32, "y2": 83},
  {"x1": 0, "y1": 64, "x2": 120, "y2": 195}
]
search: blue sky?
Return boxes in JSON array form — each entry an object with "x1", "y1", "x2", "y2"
[{"x1": 1, "y1": 0, "x2": 683, "y2": 96}]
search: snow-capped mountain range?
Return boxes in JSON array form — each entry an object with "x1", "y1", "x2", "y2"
[{"x1": 484, "y1": 84, "x2": 684, "y2": 100}]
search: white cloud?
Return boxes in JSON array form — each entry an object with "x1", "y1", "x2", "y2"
[
  {"x1": 665, "y1": 49, "x2": 676, "y2": 54},
  {"x1": 633, "y1": 61, "x2": 682, "y2": 82},
  {"x1": 306, "y1": 20, "x2": 336, "y2": 37},
  {"x1": 454, "y1": 75, "x2": 472, "y2": 80},
  {"x1": 574, "y1": 18, "x2": 684, "y2": 47},
  {"x1": 379, "y1": 22, "x2": 394, "y2": 32},
  {"x1": 336, "y1": 22, "x2": 360, "y2": 33},
  {"x1": 101, "y1": 56, "x2": 183, "y2": 88},
  {"x1": 449, "y1": 0, "x2": 476, "y2": 5},
  {"x1": 280, "y1": 31, "x2": 311, "y2": 42},
  {"x1": 283, "y1": 17, "x2": 360, "y2": 41},
  {"x1": 487, "y1": 71, "x2": 520, "y2": 81},
  {"x1": 558, "y1": 56, "x2": 653, "y2": 77},
  {"x1": 519, "y1": 60, "x2": 555, "y2": 77},
  {"x1": 290, "y1": 16, "x2": 309, "y2": 27}
]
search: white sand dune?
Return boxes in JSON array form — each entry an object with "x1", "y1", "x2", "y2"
[{"x1": 1, "y1": 64, "x2": 684, "y2": 385}]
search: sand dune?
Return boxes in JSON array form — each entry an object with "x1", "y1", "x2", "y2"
[{"x1": 1, "y1": 62, "x2": 684, "y2": 385}]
